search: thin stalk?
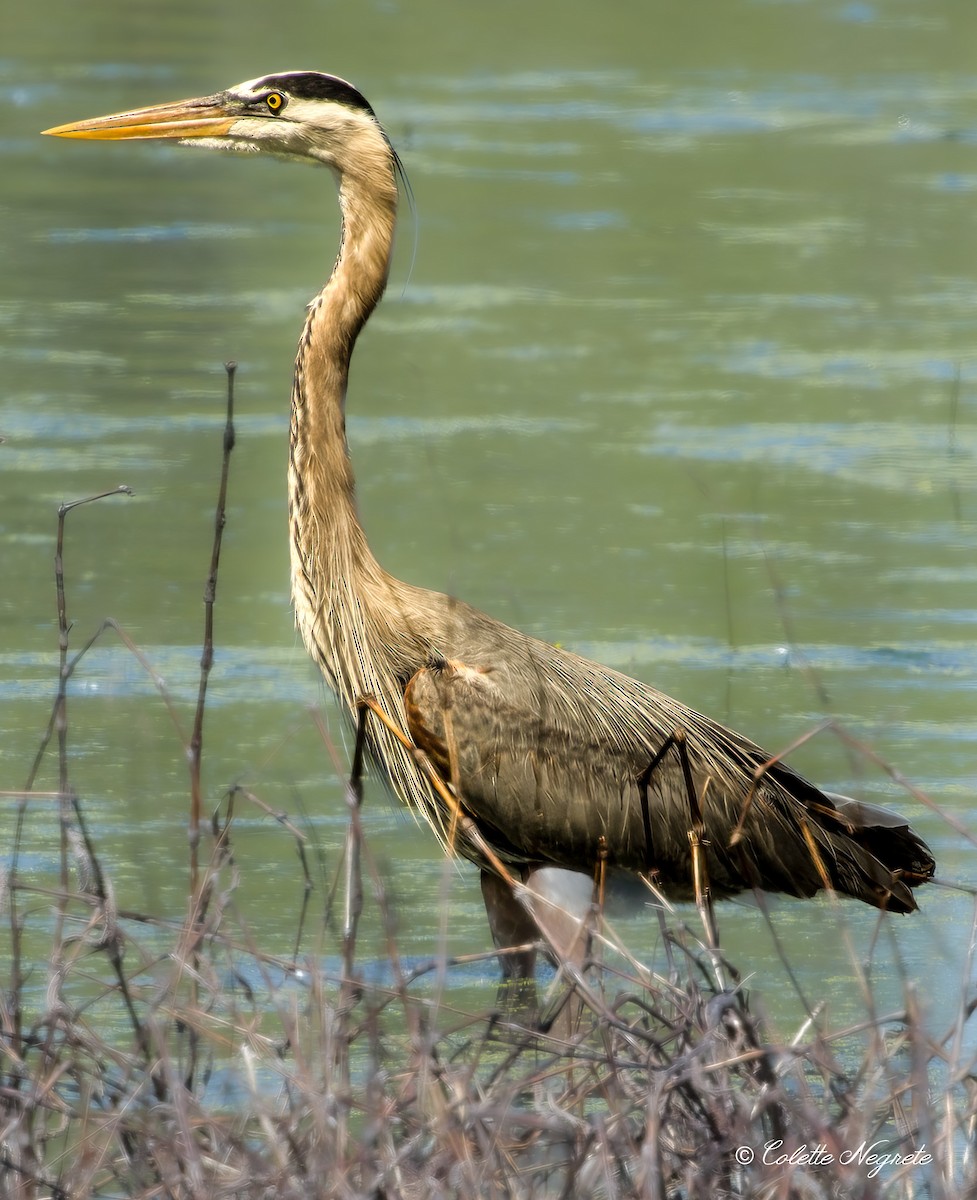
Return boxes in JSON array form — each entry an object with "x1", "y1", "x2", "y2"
[
  {"x1": 51, "y1": 487, "x2": 133, "y2": 910},
  {"x1": 180, "y1": 362, "x2": 237, "y2": 1097},
  {"x1": 188, "y1": 362, "x2": 237, "y2": 895}
]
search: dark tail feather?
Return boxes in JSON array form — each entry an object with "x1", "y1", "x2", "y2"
[
  {"x1": 824, "y1": 791, "x2": 937, "y2": 887},
  {"x1": 765, "y1": 761, "x2": 936, "y2": 913}
]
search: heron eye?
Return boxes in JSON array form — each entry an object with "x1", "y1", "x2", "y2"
[{"x1": 265, "y1": 92, "x2": 285, "y2": 113}]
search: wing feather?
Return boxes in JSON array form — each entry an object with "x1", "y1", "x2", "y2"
[{"x1": 403, "y1": 652, "x2": 933, "y2": 912}]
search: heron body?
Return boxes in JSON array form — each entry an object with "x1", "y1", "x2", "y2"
[{"x1": 44, "y1": 73, "x2": 935, "y2": 972}]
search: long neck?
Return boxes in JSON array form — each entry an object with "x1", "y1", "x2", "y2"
[
  {"x1": 284, "y1": 132, "x2": 502, "y2": 852},
  {"x1": 288, "y1": 139, "x2": 413, "y2": 700}
]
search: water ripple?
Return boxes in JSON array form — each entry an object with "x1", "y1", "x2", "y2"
[{"x1": 644, "y1": 420, "x2": 977, "y2": 491}]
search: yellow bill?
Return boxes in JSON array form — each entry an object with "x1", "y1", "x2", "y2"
[{"x1": 42, "y1": 97, "x2": 236, "y2": 141}]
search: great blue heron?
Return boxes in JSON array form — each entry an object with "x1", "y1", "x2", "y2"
[{"x1": 44, "y1": 72, "x2": 935, "y2": 977}]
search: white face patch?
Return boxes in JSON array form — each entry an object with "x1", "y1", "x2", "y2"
[
  {"x1": 162, "y1": 74, "x2": 392, "y2": 175},
  {"x1": 224, "y1": 74, "x2": 380, "y2": 127}
]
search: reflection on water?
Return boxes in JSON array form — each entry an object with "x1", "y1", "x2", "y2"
[{"x1": 3, "y1": 0, "x2": 975, "y2": 1037}]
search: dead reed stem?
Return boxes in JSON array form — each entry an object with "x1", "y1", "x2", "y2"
[{"x1": 188, "y1": 361, "x2": 238, "y2": 894}]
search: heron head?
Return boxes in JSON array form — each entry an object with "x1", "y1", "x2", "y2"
[{"x1": 43, "y1": 71, "x2": 389, "y2": 174}]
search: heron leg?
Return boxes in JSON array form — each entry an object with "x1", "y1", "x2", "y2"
[
  {"x1": 480, "y1": 865, "x2": 594, "y2": 976},
  {"x1": 521, "y1": 867, "x2": 595, "y2": 1038},
  {"x1": 480, "y1": 869, "x2": 538, "y2": 981},
  {"x1": 522, "y1": 866, "x2": 594, "y2": 971},
  {"x1": 481, "y1": 866, "x2": 595, "y2": 1032}
]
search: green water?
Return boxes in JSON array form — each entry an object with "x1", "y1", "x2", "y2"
[{"x1": 3, "y1": 0, "x2": 975, "y2": 1036}]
